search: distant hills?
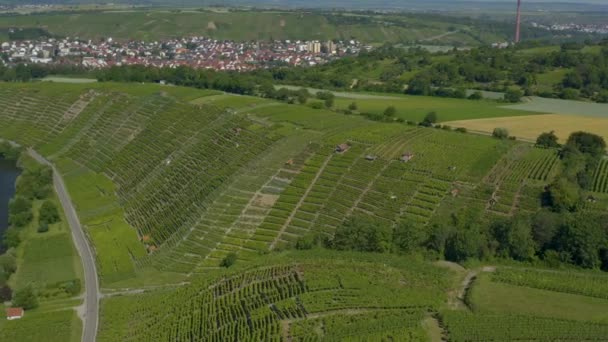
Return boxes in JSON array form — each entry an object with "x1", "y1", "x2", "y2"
[{"x1": 1, "y1": 0, "x2": 608, "y2": 12}]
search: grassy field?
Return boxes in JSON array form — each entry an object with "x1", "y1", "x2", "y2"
[
  {"x1": 55, "y1": 158, "x2": 146, "y2": 285},
  {"x1": 333, "y1": 96, "x2": 541, "y2": 122},
  {"x1": 0, "y1": 10, "x2": 496, "y2": 44},
  {"x1": 505, "y1": 96, "x2": 608, "y2": 117},
  {"x1": 0, "y1": 307, "x2": 81, "y2": 342},
  {"x1": 445, "y1": 114, "x2": 608, "y2": 143},
  {"x1": 471, "y1": 272, "x2": 608, "y2": 323}
]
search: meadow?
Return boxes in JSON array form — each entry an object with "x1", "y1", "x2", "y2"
[
  {"x1": 332, "y1": 95, "x2": 540, "y2": 122},
  {"x1": 445, "y1": 114, "x2": 608, "y2": 143}
]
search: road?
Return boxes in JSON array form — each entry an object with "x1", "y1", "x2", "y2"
[{"x1": 27, "y1": 149, "x2": 99, "y2": 342}]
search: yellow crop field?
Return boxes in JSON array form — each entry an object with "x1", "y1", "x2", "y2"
[{"x1": 445, "y1": 114, "x2": 608, "y2": 143}]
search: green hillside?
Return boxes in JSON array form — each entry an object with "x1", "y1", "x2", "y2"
[
  {"x1": 0, "y1": 81, "x2": 607, "y2": 340},
  {"x1": 0, "y1": 9, "x2": 510, "y2": 44}
]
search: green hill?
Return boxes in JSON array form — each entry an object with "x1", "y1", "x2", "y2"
[
  {"x1": 0, "y1": 9, "x2": 512, "y2": 45},
  {"x1": 0, "y1": 81, "x2": 607, "y2": 340}
]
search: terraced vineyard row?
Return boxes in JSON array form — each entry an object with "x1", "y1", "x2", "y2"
[
  {"x1": 592, "y1": 158, "x2": 608, "y2": 193},
  {"x1": 491, "y1": 267, "x2": 608, "y2": 299},
  {"x1": 442, "y1": 312, "x2": 608, "y2": 341},
  {"x1": 98, "y1": 255, "x2": 450, "y2": 341}
]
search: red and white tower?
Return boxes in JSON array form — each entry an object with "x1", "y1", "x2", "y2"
[{"x1": 515, "y1": 0, "x2": 522, "y2": 43}]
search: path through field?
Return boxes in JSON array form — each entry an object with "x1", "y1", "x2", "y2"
[{"x1": 27, "y1": 149, "x2": 100, "y2": 342}]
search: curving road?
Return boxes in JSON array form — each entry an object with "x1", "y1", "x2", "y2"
[{"x1": 27, "y1": 149, "x2": 99, "y2": 342}]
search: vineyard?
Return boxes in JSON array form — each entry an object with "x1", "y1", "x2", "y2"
[
  {"x1": 0, "y1": 81, "x2": 607, "y2": 341},
  {"x1": 442, "y1": 311, "x2": 608, "y2": 341},
  {"x1": 0, "y1": 82, "x2": 569, "y2": 280},
  {"x1": 592, "y1": 158, "x2": 608, "y2": 193},
  {"x1": 491, "y1": 268, "x2": 608, "y2": 300},
  {"x1": 97, "y1": 252, "x2": 451, "y2": 341}
]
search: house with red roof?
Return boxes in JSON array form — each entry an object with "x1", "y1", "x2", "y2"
[{"x1": 6, "y1": 307, "x2": 24, "y2": 320}]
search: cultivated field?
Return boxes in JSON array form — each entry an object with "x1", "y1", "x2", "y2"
[{"x1": 445, "y1": 114, "x2": 608, "y2": 143}]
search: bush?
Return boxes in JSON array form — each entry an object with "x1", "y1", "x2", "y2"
[
  {"x1": 348, "y1": 102, "x2": 358, "y2": 111},
  {"x1": 12, "y1": 286, "x2": 38, "y2": 310},
  {"x1": 468, "y1": 91, "x2": 483, "y2": 100},
  {"x1": 536, "y1": 131, "x2": 560, "y2": 148},
  {"x1": 39, "y1": 200, "x2": 60, "y2": 225},
  {"x1": 492, "y1": 127, "x2": 510, "y2": 139},
  {"x1": 504, "y1": 89, "x2": 523, "y2": 103},
  {"x1": 8, "y1": 196, "x2": 33, "y2": 228},
  {"x1": 37, "y1": 222, "x2": 49, "y2": 233},
  {"x1": 62, "y1": 279, "x2": 81, "y2": 296},
  {"x1": 309, "y1": 102, "x2": 323, "y2": 109},
  {"x1": 220, "y1": 253, "x2": 237, "y2": 268},
  {"x1": 383, "y1": 106, "x2": 397, "y2": 117},
  {"x1": 455, "y1": 127, "x2": 468, "y2": 133},
  {"x1": 0, "y1": 286, "x2": 12, "y2": 301}
]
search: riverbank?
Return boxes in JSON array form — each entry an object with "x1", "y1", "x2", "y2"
[{"x1": 0, "y1": 153, "x2": 83, "y2": 342}]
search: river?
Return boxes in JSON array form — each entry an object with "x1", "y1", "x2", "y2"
[{"x1": 0, "y1": 158, "x2": 20, "y2": 253}]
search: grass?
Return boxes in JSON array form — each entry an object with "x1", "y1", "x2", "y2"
[
  {"x1": 332, "y1": 96, "x2": 540, "y2": 123},
  {"x1": 444, "y1": 114, "x2": 608, "y2": 143},
  {"x1": 505, "y1": 96, "x2": 608, "y2": 117},
  {"x1": 9, "y1": 155, "x2": 83, "y2": 293},
  {"x1": 0, "y1": 306, "x2": 81, "y2": 342},
  {"x1": 471, "y1": 273, "x2": 608, "y2": 323},
  {"x1": 56, "y1": 158, "x2": 145, "y2": 285}
]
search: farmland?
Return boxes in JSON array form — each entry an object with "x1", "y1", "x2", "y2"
[
  {"x1": 0, "y1": 80, "x2": 606, "y2": 340},
  {"x1": 445, "y1": 114, "x2": 608, "y2": 143}
]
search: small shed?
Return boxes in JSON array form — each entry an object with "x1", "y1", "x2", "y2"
[
  {"x1": 335, "y1": 143, "x2": 350, "y2": 153},
  {"x1": 6, "y1": 308, "x2": 24, "y2": 320},
  {"x1": 400, "y1": 152, "x2": 415, "y2": 163},
  {"x1": 365, "y1": 155, "x2": 377, "y2": 161},
  {"x1": 285, "y1": 159, "x2": 294, "y2": 166},
  {"x1": 451, "y1": 189, "x2": 460, "y2": 197}
]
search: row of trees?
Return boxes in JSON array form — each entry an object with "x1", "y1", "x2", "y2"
[{"x1": 1, "y1": 157, "x2": 60, "y2": 307}]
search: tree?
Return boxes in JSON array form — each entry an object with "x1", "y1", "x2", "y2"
[
  {"x1": 330, "y1": 217, "x2": 392, "y2": 253},
  {"x1": 8, "y1": 196, "x2": 33, "y2": 227},
  {"x1": 553, "y1": 213, "x2": 607, "y2": 269},
  {"x1": 220, "y1": 253, "x2": 237, "y2": 268},
  {"x1": 3, "y1": 229, "x2": 20, "y2": 249},
  {"x1": 348, "y1": 102, "x2": 358, "y2": 111},
  {"x1": 504, "y1": 89, "x2": 523, "y2": 103},
  {"x1": 12, "y1": 286, "x2": 38, "y2": 310},
  {"x1": 39, "y1": 200, "x2": 60, "y2": 225},
  {"x1": 492, "y1": 127, "x2": 509, "y2": 139},
  {"x1": 392, "y1": 221, "x2": 425, "y2": 254},
  {"x1": 420, "y1": 111, "x2": 438, "y2": 127},
  {"x1": 324, "y1": 97, "x2": 334, "y2": 108},
  {"x1": 536, "y1": 131, "x2": 560, "y2": 148},
  {"x1": 383, "y1": 106, "x2": 397, "y2": 117},
  {"x1": 547, "y1": 178, "x2": 582, "y2": 212},
  {"x1": 445, "y1": 226, "x2": 484, "y2": 262},
  {"x1": 0, "y1": 286, "x2": 12, "y2": 302},
  {"x1": 566, "y1": 132, "x2": 606, "y2": 159}
]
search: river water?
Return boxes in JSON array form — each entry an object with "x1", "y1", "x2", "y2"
[{"x1": 0, "y1": 158, "x2": 20, "y2": 253}]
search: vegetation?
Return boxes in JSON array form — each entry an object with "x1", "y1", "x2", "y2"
[{"x1": 0, "y1": 73, "x2": 605, "y2": 340}]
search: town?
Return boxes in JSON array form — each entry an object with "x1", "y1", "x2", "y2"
[{"x1": 0, "y1": 35, "x2": 365, "y2": 71}]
